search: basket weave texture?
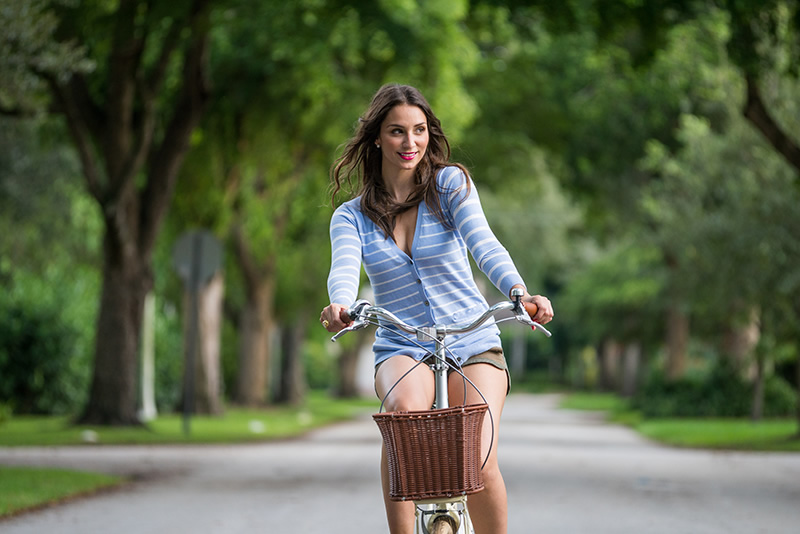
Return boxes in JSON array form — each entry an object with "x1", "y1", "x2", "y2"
[{"x1": 373, "y1": 403, "x2": 488, "y2": 501}]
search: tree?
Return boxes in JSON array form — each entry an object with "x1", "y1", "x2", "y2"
[
  {"x1": 170, "y1": 0, "x2": 481, "y2": 406},
  {"x1": 14, "y1": 0, "x2": 214, "y2": 424},
  {"x1": 524, "y1": 0, "x2": 800, "y2": 177},
  {"x1": 0, "y1": 0, "x2": 91, "y2": 114},
  {"x1": 640, "y1": 106, "x2": 800, "y2": 422},
  {"x1": 463, "y1": 4, "x2": 726, "y2": 382}
]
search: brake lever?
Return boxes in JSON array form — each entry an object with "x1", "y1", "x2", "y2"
[
  {"x1": 330, "y1": 316, "x2": 369, "y2": 342},
  {"x1": 514, "y1": 308, "x2": 553, "y2": 337}
]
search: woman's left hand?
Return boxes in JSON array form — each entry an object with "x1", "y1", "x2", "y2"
[
  {"x1": 520, "y1": 293, "x2": 554, "y2": 325},
  {"x1": 522, "y1": 295, "x2": 555, "y2": 324}
]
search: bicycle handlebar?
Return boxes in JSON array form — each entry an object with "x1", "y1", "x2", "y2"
[{"x1": 331, "y1": 288, "x2": 552, "y2": 342}]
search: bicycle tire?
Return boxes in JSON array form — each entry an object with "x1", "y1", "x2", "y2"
[{"x1": 430, "y1": 516, "x2": 456, "y2": 534}]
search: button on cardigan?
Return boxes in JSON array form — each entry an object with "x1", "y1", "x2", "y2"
[{"x1": 327, "y1": 166, "x2": 526, "y2": 366}]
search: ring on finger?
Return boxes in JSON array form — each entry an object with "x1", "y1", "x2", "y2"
[{"x1": 322, "y1": 319, "x2": 330, "y2": 328}]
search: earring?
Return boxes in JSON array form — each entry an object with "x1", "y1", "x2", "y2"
[{"x1": 375, "y1": 143, "x2": 381, "y2": 148}]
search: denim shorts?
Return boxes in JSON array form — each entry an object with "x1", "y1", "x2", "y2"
[{"x1": 375, "y1": 347, "x2": 510, "y2": 394}]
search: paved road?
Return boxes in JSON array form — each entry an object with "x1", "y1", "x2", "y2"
[{"x1": 1, "y1": 394, "x2": 799, "y2": 533}]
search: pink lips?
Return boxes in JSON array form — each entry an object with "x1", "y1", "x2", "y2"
[{"x1": 399, "y1": 152, "x2": 417, "y2": 160}]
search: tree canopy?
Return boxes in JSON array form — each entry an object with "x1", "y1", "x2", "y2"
[{"x1": 1, "y1": 0, "x2": 797, "y2": 427}]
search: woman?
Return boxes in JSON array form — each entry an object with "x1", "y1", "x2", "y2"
[{"x1": 320, "y1": 83, "x2": 554, "y2": 534}]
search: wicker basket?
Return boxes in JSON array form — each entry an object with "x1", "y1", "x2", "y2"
[{"x1": 373, "y1": 403, "x2": 488, "y2": 501}]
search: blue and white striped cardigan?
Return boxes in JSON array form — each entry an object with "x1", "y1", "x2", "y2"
[{"x1": 327, "y1": 165, "x2": 526, "y2": 366}]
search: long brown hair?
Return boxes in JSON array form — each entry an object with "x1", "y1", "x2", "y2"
[{"x1": 330, "y1": 84, "x2": 469, "y2": 237}]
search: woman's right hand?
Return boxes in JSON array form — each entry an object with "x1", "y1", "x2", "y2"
[{"x1": 319, "y1": 303, "x2": 353, "y2": 333}]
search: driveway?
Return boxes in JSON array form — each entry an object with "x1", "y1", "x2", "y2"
[{"x1": 1, "y1": 394, "x2": 798, "y2": 533}]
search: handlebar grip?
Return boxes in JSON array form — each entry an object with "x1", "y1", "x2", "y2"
[
  {"x1": 523, "y1": 301, "x2": 538, "y2": 319},
  {"x1": 341, "y1": 308, "x2": 355, "y2": 324}
]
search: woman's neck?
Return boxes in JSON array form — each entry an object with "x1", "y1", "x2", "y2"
[{"x1": 383, "y1": 169, "x2": 416, "y2": 203}]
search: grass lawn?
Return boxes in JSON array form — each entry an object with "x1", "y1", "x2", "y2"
[
  {"x1": 558, "y1": 391, "x2": 630, "y2": 413},
  {"x1": 559, "y1": 391, "x2": 800, "y2": 452},
  {"x1": 0, "y1": 392, "x2": 378, "y2": 447},
  {"x1": 636, "y1": 418, "x2": 800, "y2": 451},
  {"x1": 0, "y1": 466, "x2": 122, "y2": 518}
]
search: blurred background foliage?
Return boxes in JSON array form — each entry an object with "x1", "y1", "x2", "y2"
[{"x1": 1, "y1": 0, "x2": 798, "y2": 425}]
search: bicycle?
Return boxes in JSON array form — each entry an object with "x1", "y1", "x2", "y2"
[{"x1": 332, "y1": 287, "x2": 551, "y2": 534}]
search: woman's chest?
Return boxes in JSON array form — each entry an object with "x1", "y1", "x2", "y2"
[{"x1": 360, "y1": 207, "x2": 463, "y2": 271}]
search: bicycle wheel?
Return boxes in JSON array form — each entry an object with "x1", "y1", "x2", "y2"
[{"x1": 430, "y1": 515, "x2": 456, "y2": 534}]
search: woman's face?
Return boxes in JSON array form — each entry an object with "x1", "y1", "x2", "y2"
[{"x1": 376, "y1": 104, "x2": 429, "y2": 177}]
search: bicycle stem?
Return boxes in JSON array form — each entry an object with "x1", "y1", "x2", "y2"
[{"x1": 432, "y1": 332, "x2": 450, "y2": 410}]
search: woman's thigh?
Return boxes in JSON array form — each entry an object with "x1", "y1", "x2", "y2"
[
  {"x1": 375, "y1": 355, "x2": 435, "y2": 412},
  {"x1": 448, "y1": 363, "x2": 508, "y2": 463}
]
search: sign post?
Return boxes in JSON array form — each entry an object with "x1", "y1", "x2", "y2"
[{"x1": 172, "y1": 230, "x2": 222, "y2": 436}]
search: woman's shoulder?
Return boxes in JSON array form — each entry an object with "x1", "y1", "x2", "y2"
[
  {"x1": 436, "y1": 164, "x2": 469, "y2": 185},
  {"x1": 333, "y1": 196, "x2": 362, "y2": 215},
  {"x1": 436, "y1": 165, "x2": 473, "y2": 202},
  {"x1": 436, "y1": 165, "x2": 471, "y2": 193},
  {"x1": 331, "y1": 196, "x2": 363, "y2": 225}
]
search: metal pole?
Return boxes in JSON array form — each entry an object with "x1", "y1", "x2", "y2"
[
  {"x1": 433, "y1": 334, "x2": 449, "y2": 410},
  {"x1": 183, "y1": 233, "x2": 203, "y2": 436}
]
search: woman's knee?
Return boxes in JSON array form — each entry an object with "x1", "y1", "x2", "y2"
[
  {"x1": 375, "y1": 356, "x2": 434, "y2": 412},
  {"x1": 381, "y1": 395, "x2": 431, "y2": 412},
  {"x1": 478, "y1": 459, "x2": 505, "y2": 491}
]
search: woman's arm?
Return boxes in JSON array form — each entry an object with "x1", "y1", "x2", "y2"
[
  {"x1": 444, "y1": 168, "x2": 525, "y2": 297},
  {"x1": 327, "y1": 205, "x2": 362, "y2": 307},
  {"x1": 323, "y1": 206, "x2": 362, "y2": 332},
  {"x1": 443, "y1": 168, "x2": 554, "y2": 324}
]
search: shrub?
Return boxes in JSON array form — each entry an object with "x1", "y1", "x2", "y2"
[
  {"x1": 762, "y1": 375, "x2": 797, "y2": 418},
  {"x1": 0, "y1": 299, "x2": 82, "y2": 415},
  {"x1": 633, "y1": 359, "x2": 796, "y2": 418},
  {"x1": 0, "y1": 402, "x2": 11, "y2": 424}
]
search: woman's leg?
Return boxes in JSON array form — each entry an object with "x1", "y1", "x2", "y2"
[
  {"x1": 375, "y1": 355, "x2": 435, "y2": 534},
  {"x1": 448, "y1": 362, "x2": 509, "y2": 534}
]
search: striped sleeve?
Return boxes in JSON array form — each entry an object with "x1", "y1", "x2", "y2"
[
  {"x1": 327, "y1": 204, "x2": 362, "y2": 307},
  {"x1": 442, "y1": 168, "x2": 526, "y2": 297}
]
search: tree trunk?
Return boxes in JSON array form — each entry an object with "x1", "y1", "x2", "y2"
[
  {"x1": 235, "y1": 280, "x2": 275, "y2": 406},
  {"x1": 139, "y1": 292, "x2": 158, "y2": 421},
  {"x1": 795, "y1": 350, "x2": 800, "y2": 438},
  {"x1": 181, "y1": 272, "x2": 224, "y2": 415},
  {"x1": 79, "y1": 228, "x2": 148, "y2": 425},
  {"x1": 336, "y1": 326, "x2": 373, "y2": 398},
  {"x1": 275, "y1": 318, "x2": 308, "y2": 406},
  {"x1": 742, "y1": 75, "x2": 800, "y2": 174},
  {"x1": 793, "y1": 298, "x2": 800, "y2": 439},
  {"x1": 751, "y1": 349, "x2": 765, "y2": 422},
  {"x1": 665, "y1": 304, "x2": 689, "y2": 381},
  {"x1": 509, "y1": 330, "x2": 527, "y2": 382},
  {"x1": 337, "y1": 342, "x2": 360, "y2": 399},
  {"x1": 599, "y1": 339, "x2": 622, "y2": 391},
  {"x1": 621, "y1": 342, "x2": 641, "y2": 397},
  {"x1": 721, "y1": 307, "x2": 761, "y2": 377}
]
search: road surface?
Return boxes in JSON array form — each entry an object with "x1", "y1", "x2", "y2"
[{"x1": 1, "y1": 394, "x2": 798, "y2": 533}]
